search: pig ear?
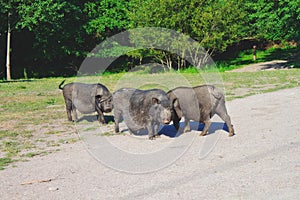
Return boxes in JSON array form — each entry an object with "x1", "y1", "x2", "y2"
[
  {"x1": 152, "y1": 98, "x2": 160, "y2": 105},
  {"x1": 95, "y1": 87, "x2": 103, "y2": 97},
  {"x1": 173, "y1": 98, "x2": 182, "y2": 119}
]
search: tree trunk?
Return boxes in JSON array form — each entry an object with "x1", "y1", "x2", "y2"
[{"x1": 6, "y1": 14, "x2": 12, "y2": 81}]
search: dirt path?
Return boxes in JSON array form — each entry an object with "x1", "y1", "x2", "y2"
[
  {"x1": 231, "y1": 60, "x2": 290, "y2": 72},
  {"x1": 1, "y1": 87, "x2": 300, "y2": 199}
]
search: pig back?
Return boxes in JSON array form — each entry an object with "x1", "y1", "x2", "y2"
[{"x1": 71, "y1": 83, "x2": 98, "y2": 114}]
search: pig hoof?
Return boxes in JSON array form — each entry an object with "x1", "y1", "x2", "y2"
[
  {"x1": 149, "y1": 136, "x2": 155, "y2": 140},
  {"x1": 199, "y1": 131, "x2": 207, "y2": 136},
  {"x1": 228, "y1": 132, "x2": 234, "y2": 137},
  {"x1": 183, "y1": 128, "x2": 190, "y2": 133},
  {"x1": 99, "y1": 121, "x2": 106, "y2": 125}
]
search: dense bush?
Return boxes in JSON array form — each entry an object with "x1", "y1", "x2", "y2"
[{"x1": 0, "y1": 0, "x2": 299, "y2": 79}]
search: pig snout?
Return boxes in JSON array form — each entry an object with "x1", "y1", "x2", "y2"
[
  {"x1": 162, "y1": 108, "x2": 172, "y2": 124},
  {"x1": 104, "y1": 107, "x2": 112, "y2": 112},
  {"x1": 99, "y1": 97, "x2": 113, "y2": 113},
  {"x1": 163, "y1": 118, "x2": 171, "y2": 124},
  {"x1": 103, "y1": 103, "x2": 112, "y2": 112}
]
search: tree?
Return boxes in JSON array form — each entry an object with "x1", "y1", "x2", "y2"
[
  {"x1": 0, "y1": 0, "x2": 67, "y2": 80},
  {"x1": 84, "y1": 0, "x2": 130, "y2": 40},
  {"x1": 0, "y1": 0, "x2": 88, "y2": 79},
  {"x1": 0, "y1": 0, "x2": 19, "y2": 80},
  {"x1": 245, "y1": 0, "x2": 300, "y2": 41},
  {"x1": 127, "y1": 0, "x2": 247, "y2": 70}
]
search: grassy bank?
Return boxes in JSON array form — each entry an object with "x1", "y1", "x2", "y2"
[
  {"x1": 0, "y1": 68, "x2": 300, "y2": 169},
  {"x1": 215, "y1": 45, "x2": 300, "y2": 71}
]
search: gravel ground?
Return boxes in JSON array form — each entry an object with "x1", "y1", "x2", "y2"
[
  {"x1": 231, "y1": 60, "x2": 290, "y2": 72},
  {"x1": 1, "y1": 87, "x2": 300, "y2": 200}
]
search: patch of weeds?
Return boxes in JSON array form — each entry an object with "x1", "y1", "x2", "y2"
[
  {"x1": 18, "y1": 86, "x2": 26, "y2": 89},
  {"x1": 83, "y1": 126, "x2": 98, "y2": 132},
  {"x1": 108, "y1": 121, "x2": 114, "y2": 125},
  {"x1": 21, "y1": 131, "x2": 33, "y2": 139},
  {"x1": 35, "y1": 139, "x2": 46, "y2": 143},
  {"x1": 22, "y1": 151, "x2": 48, "y2": 158},
  {"x1": 58, "y1": 139, "x2": 67, "y2": 144},
  {"x1": 21, "y1": 141, "x2": 36, "y2": 149},
  {"x1": 46, "y1": 140, "x2": 60, "y2": 147},
  {"x1": 45, "y1": 130, "x2": 61, "y2": 135},
  {"x1": 0, "y1": 130, "x2": 19, "y2": 139},
  {"x1": 99, "y1": 132, "x2": 116, "y2": 136},
  {"x1": 46, "y1": 98, "x2": 57, "y2": 105},
  {"x1": 23, "y1": 152, "x2": 39, "y2": 158},
  {"x1": 2, "y1": 141, "x2": 20, "y2": 157},
  {"x1": 58, "y1": 138, "x2": 79, "y2": 144},
  {"x1": 36, "y1": 92, "x2": 44, "y2": 96},
  {"x1": 179, "y1": 66, "x2": 199, "y2": 74},
  {"x1": 0, "y1": 157, "x2": 13, "y2": 170},
  {"x1": 68, "y1": 138, "x2": 79, "y2": 143}
]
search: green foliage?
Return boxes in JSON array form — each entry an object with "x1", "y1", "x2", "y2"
[
  {"x1": 17, "y1": 1, "x2": 66, "y2": 30},
  {"x1": 246, "y1": 0, "x2": 300, "y2": 41},
  {"x1": 0, "y1": 0, "x2": 299, "y2": 77},
  {"x1": 128, "y1": 0, "x2": 247, "y2": 52},
  {"x1": 84, "y1": 0, "x2": 129, "y2": 39},
  {"x1": 126, "y1": 0, "x2": 248, "y2": 70}
]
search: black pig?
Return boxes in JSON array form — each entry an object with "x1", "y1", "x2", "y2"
[
  {"x1": 59, "y1": 80, "x2": 112, "y2": 124},
  {"x1": 113, "y1": 88, "x2": 172, "y2": 139},
  {"x1": 167, "y1": 85, "x2": 234, "y2": 136}
]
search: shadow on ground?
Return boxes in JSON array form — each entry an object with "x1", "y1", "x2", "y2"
[
  {"x1": 159, "y1": 121, "x2": 230, "y2": 138},
  {"x1": 76, "y1": 115, "x2": 114, "y2": 123},
  {"x1": 77, "y1": 115, "x2": 230, "y2": 138}
]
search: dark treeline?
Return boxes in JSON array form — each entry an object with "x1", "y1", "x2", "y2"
[{"x1": 0, "y1": 0, "x2": 299, "y2": 79}]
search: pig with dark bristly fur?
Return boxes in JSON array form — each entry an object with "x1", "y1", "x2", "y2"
[
  {"x1": 59, "y1": 80, "x2": 112, "y2": 124},
  {"x1": 113, "y1": 88, "x2": 172, "y2": 140},
  {"x1": 167, "y1": 85, "x2": 234, "y2": 137}
]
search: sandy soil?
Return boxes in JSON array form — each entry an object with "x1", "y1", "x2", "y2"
[
  {"x1": 231, "y1": 60, "x2": 290, "y2": 72},
  {"x1": 1, "y1": 87, "x2": 300, "y2": 200}
]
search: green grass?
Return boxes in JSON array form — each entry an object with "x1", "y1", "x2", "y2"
[
  {"x1": 215, "y1": 46, "x2": 300, "y2": 71},
  {"x1": 23, "y1": 152, "x2": 45, "y2": 158},
  {"x1": 2, "y1": 141, "x2": 21, "y2": 157},
  {"x1": 0, "y1": 157, "x2": 13, "y2": 170},
  {"x1": 0, "y1": 65, "x2": 300, "y2": 169}
]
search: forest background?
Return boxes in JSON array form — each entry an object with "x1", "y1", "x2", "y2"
[{"x1": 0, "y1": 0, "x2": 299, "y2": 80}]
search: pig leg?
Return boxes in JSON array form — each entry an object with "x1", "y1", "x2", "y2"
[
  {"x1": 200, "y1": 115, "x2": 211, "y2": 136},
  {"x1": 97, "y1": 111, "x2": 106, "y2": 124},
  {"x1": 183, "y1": 118, "x2": 191, "y2": 133},
  {"x1": 147, "y1": 122, "x2": 155, "y2": 140},
  {"x1": 200, "y1": 120, "x2": 211, "y2": 136},
  {"x1": 154, "y1": 123, "x2": 160, "y2": 138},
  {"x1": 215, "y1": 103, "x2": 235, "y2": 137},
  {"x1": 72, "y1": 106, "x2": 78, "y2": 122},
  {"x1": 95, "y1": 106, "x2": 106, "y2": 124},
  {"x1": 67, "y1": 108, "x2": 72, "y2": 122},
  {"x1": 114, "y1": 110, "x2": 121, "y2": 133},
  {"x1": 65, "y1": 99, "x2": 73, "y2": 121},
  {"x1": 218, "y1": 112, "x2": 234, "y2": 137},
  {"x1": 172, "y1": 114, "x2": 180, "y2": 131}
]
